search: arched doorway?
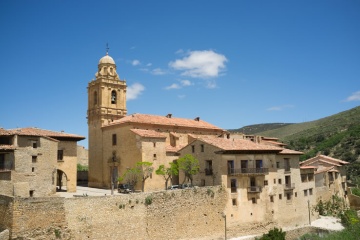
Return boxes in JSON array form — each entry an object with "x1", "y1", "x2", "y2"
[{"x1": 56, "y1": 169, "x2": 68, "y2": 192}]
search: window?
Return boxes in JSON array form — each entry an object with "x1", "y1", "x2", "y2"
[
  {"x1": 264, "y1": 180, "x2": 268, "y2": 186},
  {"x1": 286, "y1": 193, "x2": 292, "y2": 200},
  {"x1": 0, "y1": 154, "x2": 5, "y2": 170},
  {"x1": 276, "y1": 162, "x2": 280, "y2": 168},
  {"x1": 153, "y1": 154, "x2": 157, "y2": 160},
  {"x1": 308, "y1": 173, "x2": 314, "y2": 181},
  {"x1": 231, "y1": 179, "x2": 237, "y2": 193},
  {"x1": 201, "y1": 144, "x2": 204, "y2": 152},
  {"x1": 278, "y1": 179, "x2": 282, "y2": 184},
  {"x1": 309, "y1": 188, "x2": 313, "y2": 195},
  {"x1": 57, "y1": 150, "x2": 64, "y2": 161},
  {"x1": 232, "y1": 198, "x2": 237, "y2": 206},
  {"x1": 279, "y1": 194, "x2": 282, "y2": 200},
  {"x1": 255, "y1": 160, "x2": 263, "y2": 169},
  {"x1": 32, "y1": 141, "x2": 38, "y2": 148},
  {"x1": 205, "y1": 160, "x2": 213, "y2": 175},
  {"x1": 228, "y1": 160, "x2": 234, "y2": 174},
  {"x1": 252, "y1": 198, "x2": 256, "y2": 204},
  {"x1": 304, "y1": 190, "x2": 308, "y2": 196},
  {"x1": 32, "y1": 156, "x2": 37, "y2": 163},
  {"x1": 191, "y1": 145, "x2": 195, "y2": 153},
  {"x1": 273, "y1": 179, "x2": 276, "y2": 184},
  {"x1": 295, "y1": 192, "x2": 297, "y2": 197},
  {"x1": 301, "y1": 174, "x2": 307, "y2": 182},
  {"x1": 112, "y1": 134, "x2": 117, "y2": 146},
  {"x1": 270, "y1": 196, "x2": 274, "y2": 202},
  {"x1": 111, "y1": 90, "x2": 117, "y2": 104},
  {"x1": 29, "y1": 190, "x2": 34, "y2": 197},
  {"x1": 284, "y1": 158, "x2": 290, "y2": 172},
  {"x1": 153, "y1": 142, "x2": 156, "y2": 147},
  {"x1": 241, "y1": 160, "x2": 248, "y2": 172},
  {"x1": 32, "y1": 167, "x2": 35, "y2": 172}
]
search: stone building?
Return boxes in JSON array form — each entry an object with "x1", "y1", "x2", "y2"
[
  {"x1": 177, "y1": 136, "x2": 317, "y2": 226},
  {"x1": 300, "y1": 154, "x2": 349, "y2": 203},
  {"x1": 0, "y1": 127, "x2": 85, "y2": 197}
]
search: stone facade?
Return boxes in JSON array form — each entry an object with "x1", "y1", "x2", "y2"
[
  {"x1": 0, "y1": 128, "x2": 85, "y2": 197},
  {"x1": 177, "y1": 137, "x2": 317, "y2": 228},
  {"x1": 77, "y1": 145, "x2": 88, "y2": 167}
]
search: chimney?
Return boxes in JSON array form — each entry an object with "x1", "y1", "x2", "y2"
[
  {"x1": 166, "y1": 114, "x2": 172, "y2": 118},
  {"x1": 194, "y1": 117, "x2": 200, "y2": 121}
]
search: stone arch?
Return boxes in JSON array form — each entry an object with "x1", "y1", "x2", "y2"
[
  {"x1": 111, "y1": 90, "x2": 117, "y2": 104},
  {"x1": 94, "y1": 91, "x2": 98, "y2": 105},
  {"x1": 56, "y1": 169, "x2": 68, "y2": 192}
]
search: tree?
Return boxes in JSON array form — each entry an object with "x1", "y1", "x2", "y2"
[
  {"x1": 118, "y1": 167, "x2": 141, "y2": 192},
  {"x1": 136, "y1": 161, "x2": 154, "y2": 192},
  {"x1": 155, "y1": 162, "x2": 179, "y2": 190},
  {"x1": 177, "y1": 154, "x2": 200, "y2": 185}
]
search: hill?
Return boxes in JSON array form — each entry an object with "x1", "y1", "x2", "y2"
[
  {"x1": 232, "y1": 106, "x2": 360, "y2": 181},
  {"x1": 231, "y1": 106, "x2": 360, "y2": 162},
  {"x1": 229, "y1": 123, "x2": 293, "y2": 135}
]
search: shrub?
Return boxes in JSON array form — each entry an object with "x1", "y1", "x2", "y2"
[
  {"x1": 257, "y1": 227, "x2": 285, "y2": 240},
  {"x1": 340, "y1": 209, "x2": 360, "y2": 228},
  {"x1": 351, "y1": 188, "x2": 360, "y2": 197},
  {"x1": 145, "y1": 195, "x2": 153, "y2": 206}
]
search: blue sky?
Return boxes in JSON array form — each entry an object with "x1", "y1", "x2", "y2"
[{"x1": 1, "y1": 1, "x2": 359, "y2": 148}]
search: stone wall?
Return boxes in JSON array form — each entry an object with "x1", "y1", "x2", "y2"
[
  {"x1": 1, "y1": 186, "x2": 229, "y2": 240},
  {"x1": 349, "y1": 187, "x2": 360, "y2": 210},
  {"x1": 76, "y1": 146, "x2": 88, "y2": 167}
]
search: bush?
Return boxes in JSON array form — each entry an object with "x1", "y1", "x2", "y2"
[
  {"x1": 145, "y1": 195, "x2": 153, "y2": 206},
  {"x1": 257, "y1": 227, "x2": 285, "y2": 240},
  {"x1": 351, "y1": 188, "x2": 360, "y2": 197},
  {"x1": 340, "y1": 209, "x2": 360, "y2": 228}
]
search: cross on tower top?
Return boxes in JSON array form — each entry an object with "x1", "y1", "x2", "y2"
[{"x1": 106, "y1": 43, "x2": 109, "y2": 55}]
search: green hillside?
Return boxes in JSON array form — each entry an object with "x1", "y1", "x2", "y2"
[
  {"x1": 229, "y1": 123, "x2": 293, "y2": 135},
  {"x1": 236, "y1": 106, "x2": 360, "y2": 181}
]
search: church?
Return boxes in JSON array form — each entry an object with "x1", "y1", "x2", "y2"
[{"x1": 87, "y1": 51, "x2": 227, "y2": 191}]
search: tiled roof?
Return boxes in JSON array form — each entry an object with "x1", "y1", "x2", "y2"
[
  {"x1": 166, "y1": 145, "x2": 185, "y2": 153},
  {"x1": 197, "y1": 137, "x2": 283, "y2": 152},
  {"x1": 300, "y1": 154, "x2": 348, "y2": 167},
  {"x1": 130, "y1": 129, "x2": 166, "y2": 138},
  {"x1": 278, "y1": 149, "x2": 303, "y2": 155},
  {"x1": 300, "y1": 166, "x2": 317, "y2": 169},
  {"x1": 105, "y1": 113, "x2": 224, "y2": 131},
  {"x1": 262, "y1": 140, "x2": 287, "y2": 147},
  {"x1": 0, "y1": 127, "x2": 85, "y2": 140}
]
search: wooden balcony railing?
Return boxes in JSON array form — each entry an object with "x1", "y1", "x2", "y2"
[
  {"x1": 228, "y1": 168, "x2": 269, "y2": 175},
  {"x1": 247, "y1": 186, "x2": 262, "y2": 193}
]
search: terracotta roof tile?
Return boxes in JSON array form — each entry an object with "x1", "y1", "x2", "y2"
[
  {"x1": 130, "y1": 129, "x2": 166, "y2": 138},
  {"x1": 0, "y1": 127, "x2": 85, "y2": 140},
  {"x1": 197, "y1": 137, "x2": 283, "y2": 152},
  {"x1": 278, "y1": 149, "x2": 303, "y2": 155},
  {"x1": 105, "y1": 113, "x2": 224, "y2": 131},
  {"x1": 300, "y1": 155, "x2": 348, "y2": 167}
]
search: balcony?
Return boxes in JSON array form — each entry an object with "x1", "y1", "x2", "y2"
[
  {"x1": 284, "y1": 166, "x2": 291, "y2": 173},
  {"x1": 284, "y1": 183, "x2": 295, "y2": 190},
  {"x1": 247, "y1": 186, "x2": 262, "y2": 193},
  {"x1": 205, "y1": 168, "x2": 213, "y2": 176},
  {"x1": 228, "y1": 168, "x2": 269, "y2": 176}
]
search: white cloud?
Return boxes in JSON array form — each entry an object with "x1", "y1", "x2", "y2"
[
  {"x1": 132, "y1": 60, "x2": 140, "y2": 66},
  {"x1": 151, "y1": 68, "x2": 166, "y2": 75},
  {"x1": 178, "y1": 95, "x2": 186, "y2": 99},
  {"x1": 165, "y1": 80, "x2": 193, "y2": 90},
  {"x1": 175, "y1": 49, "x2": 184, "y2": 55},
  {"x1": 180, "y1": 80, "x2": 192, "y2": 86},
  {"x1": 165, "y1": 84, "x2": 181, "y2": 90},
  {"x1": 127, "y1": 83, "x2": 145, "y2": 100},
  {"x1": 146, "y1": 63, "x2": 152, "y2": 67},
  {"x1": 267, "y1": 105, "x2": 294, "y2": 111},
  {"x1": 344, "y1": 91, "x2": 360, "y2": 102},
  {"x1": 169, "y1": 50, "x2": 228, "y2": 78}
]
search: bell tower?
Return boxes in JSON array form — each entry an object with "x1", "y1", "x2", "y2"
[{"x1": 87, "y1": 49, "x2": 127, "y2": 188}]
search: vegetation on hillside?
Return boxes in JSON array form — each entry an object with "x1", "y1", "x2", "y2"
[
  {"x1": 232, "y1": 106, "x2": 360, "y2": 181},
  {"x1": 229, "y1": 123, "x2": 293, "y2": 135}
]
